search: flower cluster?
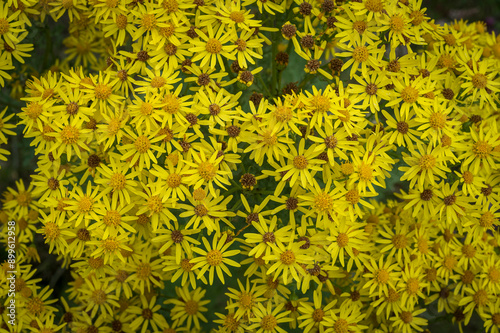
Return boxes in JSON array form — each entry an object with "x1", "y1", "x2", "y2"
[{"x1": 0, "y1": 0, "x2": 500, "y2": 332}]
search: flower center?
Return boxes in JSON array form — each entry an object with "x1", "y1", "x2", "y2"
[
  {"x1": 206, "y1": 249, "x2": 223, "y2": 266},
  {"x1": 167, "y1": 173, "x2": 182, "y2": 188},
  {"x1": 61, "y1": 125, "x2": 80, "y2": 144},
  {"x1": 312, "y1": 308, "x2": 324, "y2": 322},
  {"x1": 401, "y1": 86, "x2": 419, "y2": 103},
  {"x1": 280, "y1": 250, "x2": 295, "y2": 265},
  {"x1": 376, "y1": 269, "x2": 389, "y2": 283},
  {"x1": 229, "y1": 11, "x2": 245, "y2": 23},
  {"x1": 0, "y1": 19, "x2": 10, "y2": 35},
  {"x1": 430, "y1": 112, "x2": 447, "y2": 129},
  {"x1": 239, "y1": 293, "x2": 253, "y2": 308},
  {"x1": 390, "y1": 15, "x2": 405, "y2": 32},
  {"x1": 92, "y1": 290, "x2": 107, "y2": 305},
  {"x1": 206, "y1": 38, "x2": 222, "y2": 53},
  {"x1": 358, "y1": 163, "x2": 373, "y2": 181},
  {"x1": 337, "y1": 233, "x2": 349, "y2": 247},
  {"x1": 261, "y1": 315, "x2": 277, "y2": 330},
  {"x1": 163, "y1": 94, "x2": 180, "y2": 114},
  {"x1": 147, "y1": 195, "x2": 163, "y2": 213},
  {"x1": 314, "y1": 192, "x2": 334, "y2": 212},
  {"x1": 94, "y1": 83, "x2": 112, "y2": 100},
  {"x1": 198, "y1": 161, "x2": 216, "y2": 181},
  {"x1": 110, "y1": 173, "x2": 126, "y2": 191},
  {"x1": 473, "y1": 140, "x2": 492, "y2": 159},
  {"x1": 400, "y1": 311, "x2": 413, "y2": 324},
  {"x1": 293, "y1": 155, "x2": 308, "y2": 169},
  {"x1": 365, "y1": 0, "x2": 383, "y2": 12},
  {"x1": 103, "y1": 210, "x2": 121, "y2": 227},
  {"x1": 44, "y1": 222, "x2": 60, "y2": 240},
  {"x1": 141, "y1": 14, "x2": 156, "y2": 30},
  {"x1": 392, "y1": 234, "x2": 407, "y2": 249},
  {"x1": 353, "y1": 20, "x2": 367, "y2": 34},
  {"x1": 116, "y1": 14, "x2": 127, "y2": 29},
  {"x1": 419, "y1": 154, "x2": 436, "y2": 170},
  {"x1": 333, "y1": 318, "x2": 349, "y2": 333},
  {"x1": 134, "y1": 135, "x2": 151, "y2": 153},
  {"x1": 352, "y1": 46, "x2": 369, "y2": 62},
  {"x1": 184, "y1": 300, "x2": 199, "y2": 315},
  {"x1": 479, "y1": 212, "x2": 495, "y2": 227},
  {"x1": 473, "y1": 289, "x2": 488, "y2": 306}
]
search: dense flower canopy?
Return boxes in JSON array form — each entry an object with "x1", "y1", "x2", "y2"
[{"x1": 0, "y1": 0, "x2": 500, "y2": 332}]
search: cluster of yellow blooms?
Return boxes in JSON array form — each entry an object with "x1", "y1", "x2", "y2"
[{"x1": 0, "y1": 0, "x2": 500, "y2": 332}]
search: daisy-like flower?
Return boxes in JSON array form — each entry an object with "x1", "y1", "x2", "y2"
[
  {"x1": 153, "y1": 220, "x2": 200, "y2": 264},
  {"x1": 94, "y1": 153, "x2": 139, "y2": 204},
  {"x1": 295, "y1": 41, "x2": 334, "y2": 80},
  {"x1": 231, "y1": 28, "x2": 264, "y2": 69},
  {"x1": 244, "y1": 215, "x2": 293, "y2": 261},
  {"x1": 382, "y1": 109, "x2": 422, "y2": 150},
  {"x1": 459, "y1": 126, "x2": 499, "y2": 174},
  {"x1": 128, "y1": 295, "x2": 167, "y2": 333},
  {"x1": 0, "y1": 3, "x2": 25, "y2": 49},
  {"x1": 330, "y1": 303, "x2": 367, "y2": 332},
  {"x1": 190, "y1": 24, "x2": 236, "y2": 71},
  {"x1": 337, "y1": 35, "x2": 385, "y2": 78},
  {"x1": 196, "y1": 87, "x2": 241, "y2": 128},
  {"x1": 82, "y1": 275, "x2": 120, "y2": 319},
  {"x1": 390, "y1": 307, "x2": 428, "y2": 333},
  {"x1": 275, "y1": 139, "x2": 324, "y2": 188},
  {"x1": 66, "y1": 183, "x2": 102, "y2": 228},
  {"x1": 327, "y1": 218, "x2": 368, "y2": 270},
  {"x1": 38, "y1": 211, "x2": 75, "y2": 255},
  {"x1": 149, "y1": 158, "x2": 191, "y2": 205},
  {"x1": 135, "y1": 181, "x2": 177, "y2": 232},
  {"x1": 363, "y1": 256, "x2": 401, "y2": 298},
  {"x1": 225, "y1": 278, "x2": 266, "y2": 320},
  {"x1": 264, "y1": 235, "x2": 314, "y2": 285},
  {"x1": 49, "y1": 117, "x2": 92, "y2": 161},
  {"x1": 120, "y1": 127, "x2": 166, "y2": 170},
  {"x1": 88, "y1": 194, "x2": 136, "y2": 239},
  {"x1": 191, "y1": 233, "x2": 241, "y2": 285},
  {"x1": 297, "y1": 286, "x2": 336, "y2": 333},
  {"x1": 377, "y1": 221, "x2": 415, "y2": 264},
  {"x1": 247, "y1": 301, "x2": 292, "y2": 333},
  {"x1": 163, "y1": 252, "x2": 208, "y2": 288},
  {"x1": 436, "y1": 181, "x2": 470, "y2": 228},
  {"x1": 460, "y1": 58, "x2": 500, "y2": 108},
  {"x1": 178, "y1": 190, "x2": 235, "y2": 234},
  {"x1": 169, "y1": 286, "x2": 210, "y2": 330},
  {"x1": 299, "y1": 179, "x2": 346, "y2": 227},
  {"x1": 82, "y1": 71, "x2": 124, "y2": 113},
  {"x1": 386, "y1": 74, "x2": 434, "y2": 118},
  {"x1": 459, "y1": 281, "x2": 493, "y2": 325},
  {"x1": 126, "y1": 250, "x2": 165, "y2": 294},
  {"x1": 483, "y1": 298, "x2": 500, "y2": 333},
  {"x1": 184, "y1": 149, "x2": 232, "y2": 197},
  {"x1": 399, "y1": 142, "x2": 451, "y2": 192},
  {"x1": 335, "y1": 6, "x2": 379, "y2": 45}
]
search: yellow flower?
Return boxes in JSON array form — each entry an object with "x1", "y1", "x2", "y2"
[
  {"x1": 363, "y1": 256, "x2": 400, "y2": 298},
  {"x1": 297, "y1": 286, "x2": 336, "y2": 333},
  {"x1": 128, "y1": 295, "x2": 167, "y2": 333},
  {"x1": 337, "y1": 34, "x2": 385, "y2": 78},
  {"x1": 247, "y1": 301, "x2": 292, "y2": 333},
  {"x1": 82, "y1": 275, "x2": 119, "y2": 319},
  {"x1": 389, "y1": 307, "x2": 428, "y2": 333},
  {"x1": 190, "y1": 24, "x2": 236, "y2": 71},
  {"x1": 225, "y1": 278, "x2": 266, "y2": 320},
  {"x1": 191, "y1": 233, "x2": 241, "y2": 285},
  {"x1": 169, "y1": 286, "x2": 210, "y2": 330},
  {"x1": 264, "y1": 235, "x2": 314, "y2": 285}
]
